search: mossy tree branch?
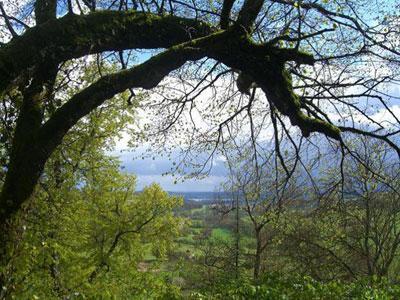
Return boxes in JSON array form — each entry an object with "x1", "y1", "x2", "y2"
[
  {"x1": 220, "y1": 0, "x2": 236, "y2": 29},
  {"x1": 35, "y1": 0, "x2": 57, "y2": 25},
  {"x1": 0, "y1": 10, "x2": 212, "y2": 93},
  {"x1": 0, "y1": 17, "x2": 341, "y2": 233},
  {"x1": 189, "y1": 30, "x2": 341, "y2": 140},
  {"x1": 39, "y1": 46, "x2": 204, "y2": 155},
  {"x1": 236, "y1": 0, "x2": 265, "y2": 30},
  {"x1": 0, "y1": 44, "x2": 203, "y2": 229}
]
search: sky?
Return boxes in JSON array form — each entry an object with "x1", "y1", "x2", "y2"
[
  {"x1": 114, "y1": 149, "x2": 228, "y2": 192},
  {"x1": 110, "y1": 79, "x2": 400, "y2": 192},
  {"x1": 114, "y1": 108, "x2": 400, "y2": 192},
  {"x1": 111, "y1": 80, "x2": 400, "y2": 192}
]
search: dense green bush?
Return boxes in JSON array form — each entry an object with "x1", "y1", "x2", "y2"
[{"x1": 189, "y1": 274, "x2": 400, "y2": 300}]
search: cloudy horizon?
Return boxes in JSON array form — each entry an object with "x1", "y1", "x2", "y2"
[{"x1": 114, "y1": 149, "x2": 228, "y2": 192}]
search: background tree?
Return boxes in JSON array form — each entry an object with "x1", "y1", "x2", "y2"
[
  {"x1": 0, "y1": 97, "x2": 183, "y2": 298},
  {"x1": 217, "y1": 137, "x2": 306, "y2": 280},
  {"x1": 276, "y1": 138, "x2": 400, "y2": 281}
]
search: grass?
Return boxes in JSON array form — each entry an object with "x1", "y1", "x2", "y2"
[{"x1": 212, "y1": 228, "x2": 232, "y2": 240}]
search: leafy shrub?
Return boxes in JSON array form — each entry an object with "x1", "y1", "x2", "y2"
[{"x1": 189, "y1": 274, "x2": 400, "y2": 300}]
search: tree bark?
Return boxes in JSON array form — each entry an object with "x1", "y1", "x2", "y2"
[
  {"x1": 254, "y1": 228, "x2": 262, "y2": 279},
  {"x1": 0, "y1": 11, "x2": 212, "y2": 93}
]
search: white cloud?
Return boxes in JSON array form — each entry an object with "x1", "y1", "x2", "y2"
[{"x1": 370, "y1": 105, "x2": 400, "y2": 125}]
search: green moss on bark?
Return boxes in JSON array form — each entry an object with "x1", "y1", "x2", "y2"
[{"x1": 0, "y1": 10, "x2": 213, "y2": 93}]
